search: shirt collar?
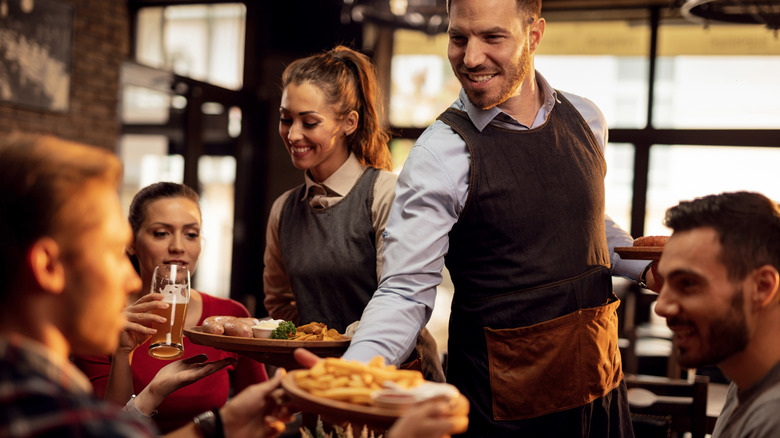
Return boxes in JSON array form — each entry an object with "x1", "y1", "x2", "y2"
[
  {"x1": 458, "y1": 70, "x2": 559, "y2": 132},
  {"x1": 301, "y1": 153, "x2": 366, "y2": 200}
]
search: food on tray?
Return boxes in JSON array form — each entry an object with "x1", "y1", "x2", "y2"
[
  {"x1": 633, "y1": 235, "x2": 668, "y2": 247},
  {"x1": 251, "y1": 319, "x2": 286, "y2": 339},
  {"x1": 202, "y1": 316, "x2": 261, "y2": 338},
  {"x1": 200, "y1": 318, "x2": 345, "y2": 341},
  {"x1": 294, "y1": 356, "x2": 424, "y2": 406},
  {"x1": 288, "y1": 321, "x2": 344, "y2": 341},
  {"x1": 271, "y1": 320, "x2": 297, "y2": 339}
]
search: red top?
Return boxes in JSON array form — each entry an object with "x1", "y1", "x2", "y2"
[{"x1": 73, "y1": 293, "x2": 268, "y2": 433}]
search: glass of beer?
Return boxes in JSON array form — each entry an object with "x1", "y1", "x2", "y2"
[{"x1": 148, "y1": 263, "x2": 190, "y2": 360}]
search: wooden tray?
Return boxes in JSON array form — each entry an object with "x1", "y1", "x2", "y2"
[
  {"x1": 615, "y1": 246, "x2": 664, "y2": 261},
  {"x1": 184, "y1": 326, "x2": 350, "y2": 370},
  {"x1": 281, "y1": 370, "x2": 402, "y2": 432}
]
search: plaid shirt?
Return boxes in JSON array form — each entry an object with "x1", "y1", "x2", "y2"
[{"x1": 0, "y1": 335, "x2": 158, "y2": 437}]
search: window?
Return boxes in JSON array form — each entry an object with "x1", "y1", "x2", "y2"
[
  {"x1": 536, "y1": 20, "x2": 651, "y2": 130},
  {"x1": 123, "y1": 4, "x2": 248, "y2": 298},
  {"x1": 135, "y1": 4, "x2": 246, "y2": 90},
  {"x1": 646, "y1": 145, "x2": 780, "y2": 236},
  {"x1": 390, "y1": 29, "x2": 458, "y2": 129},
  {"x1": 386, "y1": 15, "x2": 780, "y2": 237},
  {"x1": 654, "y1": 24, "x2": 780, "y2": 129}
]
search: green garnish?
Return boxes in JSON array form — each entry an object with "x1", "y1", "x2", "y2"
[{"x1": 271, "y1": 320, "x2": 297, "y2": 339}]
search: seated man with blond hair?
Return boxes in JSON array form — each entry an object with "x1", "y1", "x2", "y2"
[{"x1": 0, "y1": 134, "x2": 289, "y2": 437}]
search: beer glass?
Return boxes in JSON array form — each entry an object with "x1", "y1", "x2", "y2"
[{"x1": 148, "y1": 263, "x2": 190, "y2": 360}]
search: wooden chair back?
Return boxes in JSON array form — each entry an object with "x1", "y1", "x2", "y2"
[{"x1": 625, "y1": 373, "x2": 709, "y2": 438}]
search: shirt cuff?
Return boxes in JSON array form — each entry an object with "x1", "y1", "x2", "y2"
[
  {"x1": 612, "y1": 256, "x2": 652, "y2": 281},
  {"x1": 122, "y1": 395, "x2": 157, "y2": 419}
]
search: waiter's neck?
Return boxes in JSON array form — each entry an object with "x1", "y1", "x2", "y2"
[{"x1": 497, "y1": 73, "x2": 543, "y2": 128}]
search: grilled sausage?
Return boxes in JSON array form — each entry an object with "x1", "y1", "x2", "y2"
[{"x1": 202, "y1": 316, "x2": 260, "y2": 338}]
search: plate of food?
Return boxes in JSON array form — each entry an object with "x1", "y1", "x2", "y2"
[
  {"x1": 184, "y1": 319, "x2": 350, "y2": 369},
  {"x1": 615, "y1": 236, "x2": 668, "y2": 261},
  {"x1": 614, "y1": 246, "x2": 664, "y2": 261},
  {"x1": 281, "y1": 357, "x2": 466, "y2": 433}
]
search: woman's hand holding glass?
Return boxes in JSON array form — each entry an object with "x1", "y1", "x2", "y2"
[{"x1": 117, "y1": 293, "x2": 169, "y2": 355}]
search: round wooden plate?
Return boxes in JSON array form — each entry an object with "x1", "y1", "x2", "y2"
[
  {"x1": 615, "y1": 246, "x2": 664, "y2": 261},
  {"x1": 184, "y1": 326, "x2": 350, "y2": 369},
  {"x1": 281, "y1": 370, "x2": 403, "y2": 432}
]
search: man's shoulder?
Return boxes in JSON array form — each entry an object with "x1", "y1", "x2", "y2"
[
  {"x1": 0, "y1": 355, "x2": 63, "y2": 400},
  {"x1": 715, "y1": 379, "x2": 780, "y2": 437},
  {"x1": 0, "y1": 369, "x2": 156, "y2": 437},
  {"x1": 556, "y1": 90, "x2": 605, "y2": 119},
  {"x1": 418, "y1": 96, "x2": 465, "y2": 139},
  {"x1": 750, "y1": 376, "x2": 780, "y2": 408},
  {"x1": 415, "y1": 117, "x2": 465, "y2": 149}
]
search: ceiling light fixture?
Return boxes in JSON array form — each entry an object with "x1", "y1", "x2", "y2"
[
  {"x1": 681, "y1": 0, "x2": 780, "y2": 33},
  {"x1": 341, "y1": 0, "x2": 448, "y2": 35}
]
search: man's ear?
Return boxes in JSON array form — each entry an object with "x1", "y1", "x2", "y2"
[
  {"x1": 528, "y1": 17, "x2": 546, "y2": 54},
  {"x1": 753, "y1": 265, "x2": 780, "y2": 309},
  {"x1": 28, "y1": 237, "x2": 66, "y2": 294}
]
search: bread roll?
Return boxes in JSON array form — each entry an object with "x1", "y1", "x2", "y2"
[{"x1": 633, "y1": 235, "x2": 668, "y2": 247}]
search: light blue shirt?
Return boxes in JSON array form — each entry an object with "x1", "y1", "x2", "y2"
[{"x1": 344, "y1": 72, "x2": 649, "y2": 365}]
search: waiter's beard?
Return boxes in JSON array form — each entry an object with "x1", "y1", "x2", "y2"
[{"x1": 461, "y1": 44, "x2": 532, "y2": 110}]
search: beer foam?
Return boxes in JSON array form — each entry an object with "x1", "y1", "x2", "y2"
[{"x1": 158, "y1": 284, "x2": 189, "y2": 302}]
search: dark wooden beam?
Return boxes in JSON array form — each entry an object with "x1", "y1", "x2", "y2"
[
  {"x1": 393, "y1": 127, "x2": 780, "y2": 148},
  {"x1": 610, "y1": 129, "x2": 780, "y2": 147}
]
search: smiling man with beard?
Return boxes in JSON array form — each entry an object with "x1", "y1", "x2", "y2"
[
  {"x1": 654, "y1": 191, "x2": 780, "y2": 438},
  {"x1": 343, "y1": 0, "x2": 655, "y2": 436}
]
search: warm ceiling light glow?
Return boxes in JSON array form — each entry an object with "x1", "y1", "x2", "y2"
[{"x1": 682, "y1": 0, "x2": 780, "y2": 31}]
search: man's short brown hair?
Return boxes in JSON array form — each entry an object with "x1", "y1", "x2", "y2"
[
  {"x1": 664, "y1": 191, "x2": 780, "y2": 282},
  {"x1": 446, "y1": 0, "x2": 542, "y2": 18},
  {"x1": 0, "y1": 133, "x2": 121, "y2": 300}
]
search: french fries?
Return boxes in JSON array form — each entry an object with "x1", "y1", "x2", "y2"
[
  {"x1": 289, "y1": 321, "x2": 344, "y2": 341},
  {"x1": 294, "y1": 356, "x2": 425, "y2": 406}
]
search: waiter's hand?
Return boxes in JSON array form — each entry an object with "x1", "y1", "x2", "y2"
[
  {"x1": 644, "y1": 263, "x2": 662, "y2": 292},
  {"x1": 634, "y1": 236, "x2": 667, "y2": 292}
]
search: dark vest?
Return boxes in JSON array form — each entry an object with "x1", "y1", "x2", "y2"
[
  {"x1": 444, "y1": 97, "x2": 610, "y2": 299},
  {"x1": 437, "y1": 94, "x2": 627, "y2": 437},
  {"x1": 278, "y1": 167, "x2": 379, "y2": 333}
]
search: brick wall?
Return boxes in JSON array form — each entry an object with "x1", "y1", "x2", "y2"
[{"x1": 0, "y1": 0, "x2": 128, "y2": 149}]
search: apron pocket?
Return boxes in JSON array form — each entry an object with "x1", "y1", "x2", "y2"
[{"x1": 484, "y1": 299, "x2": 623, "y2": 420}]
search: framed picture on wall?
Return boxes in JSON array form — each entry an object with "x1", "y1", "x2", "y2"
[{"x1": 0, "y1": 0, "x2": 74, "y2": 112}]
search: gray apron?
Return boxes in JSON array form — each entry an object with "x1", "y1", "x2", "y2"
[{"x1": 279, "y1": 167, "x2": 445, "y2": 382}]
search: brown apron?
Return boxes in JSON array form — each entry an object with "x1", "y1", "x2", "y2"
[{"x1": 486, "y1": 298, "x2": 623, "y2": 420}]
